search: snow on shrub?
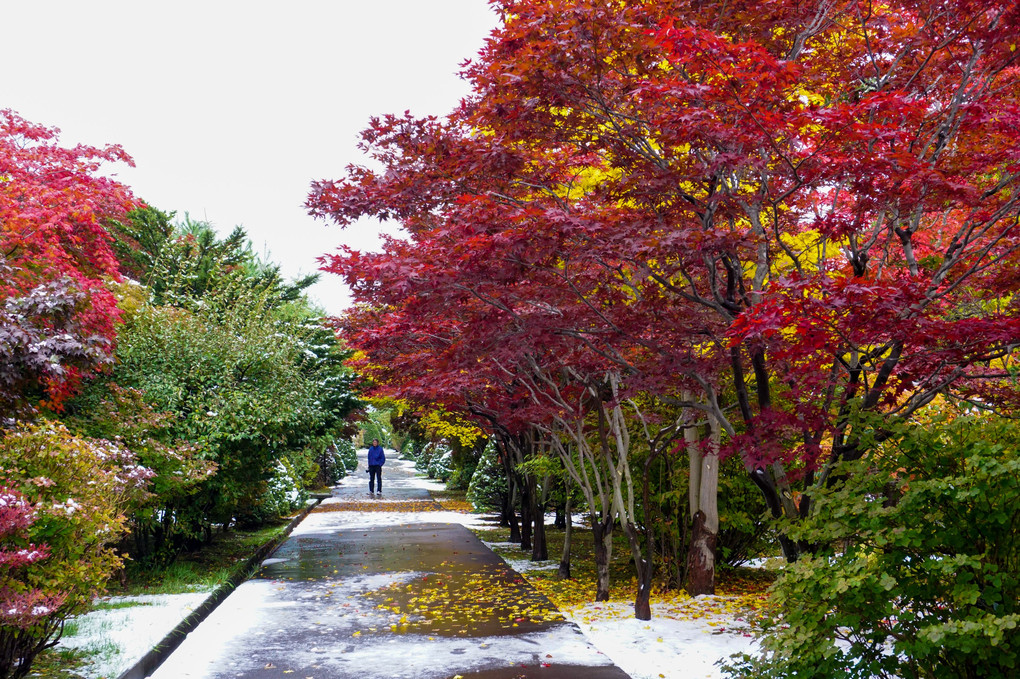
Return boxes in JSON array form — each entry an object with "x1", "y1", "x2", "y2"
[
  {"x1": 243, "y1": 460, "x2": 308, "y2": 525},
  {"x1": 338, "y1": 438, "x2": 359, "y2": 473},
  {"x1": 426, "y1": 445, "x2": 453, "y2": 482},
  {"x1": 318, "y1": 437, "x2": 358, "y2": 485},
  {"x1": 0, "y1": 422, "x2": 144, "y2": 679},
  {"x1": 467, "y1": 440, "x2": 507, "y2": 513},
  {"x1": 316, "y1": 441, "x2": 346, "y2": 486}
]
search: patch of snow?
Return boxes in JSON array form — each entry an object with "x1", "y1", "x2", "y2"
[
  {"x1": 148, "y1": 581, "x2": 279, "y2": 678},
  {"x1": 565, "y1": 601, "x2": 758, "y2": 679},
  {"x1": 277, "y1": 625, "x2": 615, "y2": 679},
  {"x1": 480, "y1": 540, "x2": 563, "y2": 573},
  {"x1": 340, "y1": 571, "x2": 425, "y2": 592},
  {"x1": 742, "y1": 556, "x2": 785, "y2": 570},
  {"x1": 57, "y1": 592, "x2": 209, "y2": 679},
  {"x1": 291, "y1": 508, "x2": 491, "y2": 535}
]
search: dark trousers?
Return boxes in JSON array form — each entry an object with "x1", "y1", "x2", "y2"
[{"x1": 368, "y1": 465, "x2": 382, "y2": 493}]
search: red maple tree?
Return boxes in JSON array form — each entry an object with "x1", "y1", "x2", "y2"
[
  {"x1": 311, "y1": 0, "x2": 1020, "y2": 604},
  {"x1": 1, "y1": 110, "x2": 140, "y2": 413}
]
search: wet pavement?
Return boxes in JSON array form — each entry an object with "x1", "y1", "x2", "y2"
[{"x1": 149, "y1": 450, "x2": 630, "y2": 679}]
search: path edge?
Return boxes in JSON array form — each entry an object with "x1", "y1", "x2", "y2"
[{"x1": 115, "y1": 494, "x2": 327, "y2": 679}]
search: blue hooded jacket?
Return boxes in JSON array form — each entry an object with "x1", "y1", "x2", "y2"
[{"x1": 367, "y1": 444, "x2": 386, "y2": 466}]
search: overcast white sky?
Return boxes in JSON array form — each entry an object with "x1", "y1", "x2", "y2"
[{"x1": 5, "y1": 0, "x2": 498, "y2": 314}]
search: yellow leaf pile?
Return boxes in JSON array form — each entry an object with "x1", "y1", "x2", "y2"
[
  {"x1": 365, "y1": 564, "x2": 564, "y2": 636},
  {"x1": 474, "y1": 524, "x2": 773, "y2": 629}
]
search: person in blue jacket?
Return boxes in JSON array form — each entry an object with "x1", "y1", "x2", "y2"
[{"x1": 367, "y1": 439, "x2": 386, "y2": 495}]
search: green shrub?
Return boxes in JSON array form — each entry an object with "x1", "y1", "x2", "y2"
[
  {"x1": 237, "y1": 460, "x2": 307, "y2": 526},
  {"x1": 717, "y1": 454, "x2": 772, "y2": 566},
  {"x1": 361, "y1": 409, "x2": 392, "y2": 447},
  {"x1": 337, "y1": 438, "x2": 359, "y2": 472},
  {"x1": 314, "y1": 440, "x2": 345, "y2": 486},
  {"x1": 64, "y1": 386, "x2": 216, "y2": 565},
  {"x1": 724, "y1": 411, "x2": 1020, "y2": 679},
  {"x1": 427, "y1": 445, "x2": 453, "y2": 482},
  {"x1": 446, "y1": 457, "x2": 477, "y2": 491},
  {"x1": 0, "y1": 423, "x2": 141, "y2": 678},
  {"x1": 467, "y1": 440, "x2": 508, "y2": 512},
  {"x1": 415, "y1": 441, "x2": 436, "y2": 473}
]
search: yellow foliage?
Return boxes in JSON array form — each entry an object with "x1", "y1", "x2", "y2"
[
  {"x1": 420, "y1": 409, "x2": 484, "y2": 448},
  {"x1": 109, "y1": 278, "x2": 149, "y2": 322}
]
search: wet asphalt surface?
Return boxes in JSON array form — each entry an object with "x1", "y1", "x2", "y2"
[{"x1": 149, "y1": 451, "x2": 631, "y2": 679}]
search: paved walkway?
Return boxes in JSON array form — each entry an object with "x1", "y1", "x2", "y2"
[{"x1": 150, "y1": 450, "x2": 630, "y2": 679}]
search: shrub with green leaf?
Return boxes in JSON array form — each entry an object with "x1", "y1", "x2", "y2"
[
  {"x1": 716, "y1": 453, "x2": 772, "y2": 567},
  {"x1": 724, "y1": 410, "x2": 1020, "y2": 679},
  {"x1": 82, "y1": 214, "x2": 360, "y2": 537},
  {"x1": 427, "y1": 445, "x2": 454, "y2": 482},
  {"x1": 313, "y1": 439, "x2": 344, "y2": 486},
  {"x1": 337, "y1": 437, "x2": 359, "y2": 473},
  {"x1": 467, "y1": 440, "x2": 508, "y2": 513},
  {"x1": 0, "y1": 423, "x2": 145, "y2": 679},
  {"x1": 361, "y1": 408, "x2": 392, "y2": 447},
  {"x1": 0, "y1": 486, "x2": 65, "y2": 679},
  {"x1": 64, "y1": 386, "x2": 216, "y2": 565},
  {"x1": 237, "y1": 460, "x2": 308, "y2": 526}
]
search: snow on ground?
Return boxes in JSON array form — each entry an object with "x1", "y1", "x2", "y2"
[
  {"x1": 485, "y1": 545, "x2": 760, "y2": 679},
  {"x1": 57, "y1": 592, "x2": 210, "y2": 679},
  {"x1": 564, "y1": 600, "x2": 756, "y2": 679}
]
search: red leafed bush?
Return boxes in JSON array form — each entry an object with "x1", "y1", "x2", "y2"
[
  {"x1": 0, "y1": 423, "x2": 148, "y2": 679},
  {"x1": 0, "y1": 487, "x2": 66, "y2": 679}
]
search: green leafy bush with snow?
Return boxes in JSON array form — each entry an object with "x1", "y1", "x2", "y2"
[
  {"x1": 426, "y1": 445, "x2": 453, "y2": 482},
  {"x1": 0, "y1": 423, "x2": 144, "y2": 679},
  {"x1": 314, "y1": 438, "x2": 358, "y2": 487},
  {"x1": 467, "y1": 440, "x2": 507, "y2": 512},
  {"x1": 725, "y1": 411, "x2": 1020, "y2": 679},
  {"x1": 337, "y1": 438, "x2": 359, "y2": 472},
  {"x1": 238, "y1": 460, "x2": 307, "y2": 526}
]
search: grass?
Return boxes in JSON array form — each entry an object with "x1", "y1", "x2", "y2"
[
  {"x1": 29, "y1": 618, "x2": 120, "y2": 679},
  {"x1": 27, "y1": 646, "x2": 96, "y2": 679},
  {"x1": 111, "y1": 518, "x2": 292, "y2": 596},
  {"x1": 90, "y1": 599, "x2": 155, "y2": 612}
]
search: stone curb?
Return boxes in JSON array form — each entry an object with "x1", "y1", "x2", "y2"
[{"x1": 115, "y1": 496, "x2": 325, "y2": 679}]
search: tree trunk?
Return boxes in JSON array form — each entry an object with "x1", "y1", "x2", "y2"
[
  {"x1": 749, "y1": 467, "x2": 800, "y2": 562},
  {"x1": 500, "y1": 483, "x2": 513, "y2": 527},
  {"x1": 686, "y1": 510, "x2": 718, "y2": 595},
  {"x1": 591, "y1": 517, "x2": 613, "y2": 601},
  {"x1": 532, "y1": 507, "x2": 547, "y2": 561},
  {"x1": 686, "y1": 408, "x2": 720, "y2": 596},
  {"x1": 558, "y1": 491, "x2": 572, "y2": 579},
  {"x1": 507, "y1": 484, "x2": 521, "y2": 544},
  {"x1": 497, "y1": 437, "x2": 522, "y2": 542},
  {"x1": 622, "y1": 520, "x2": 653, "y2": 620},
  {"x1": 531, "y1": 474, "x2": 548, "y2": 561},
  {"x1": 519, "y1": 475, "x2": 533, "y2": 551}
]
